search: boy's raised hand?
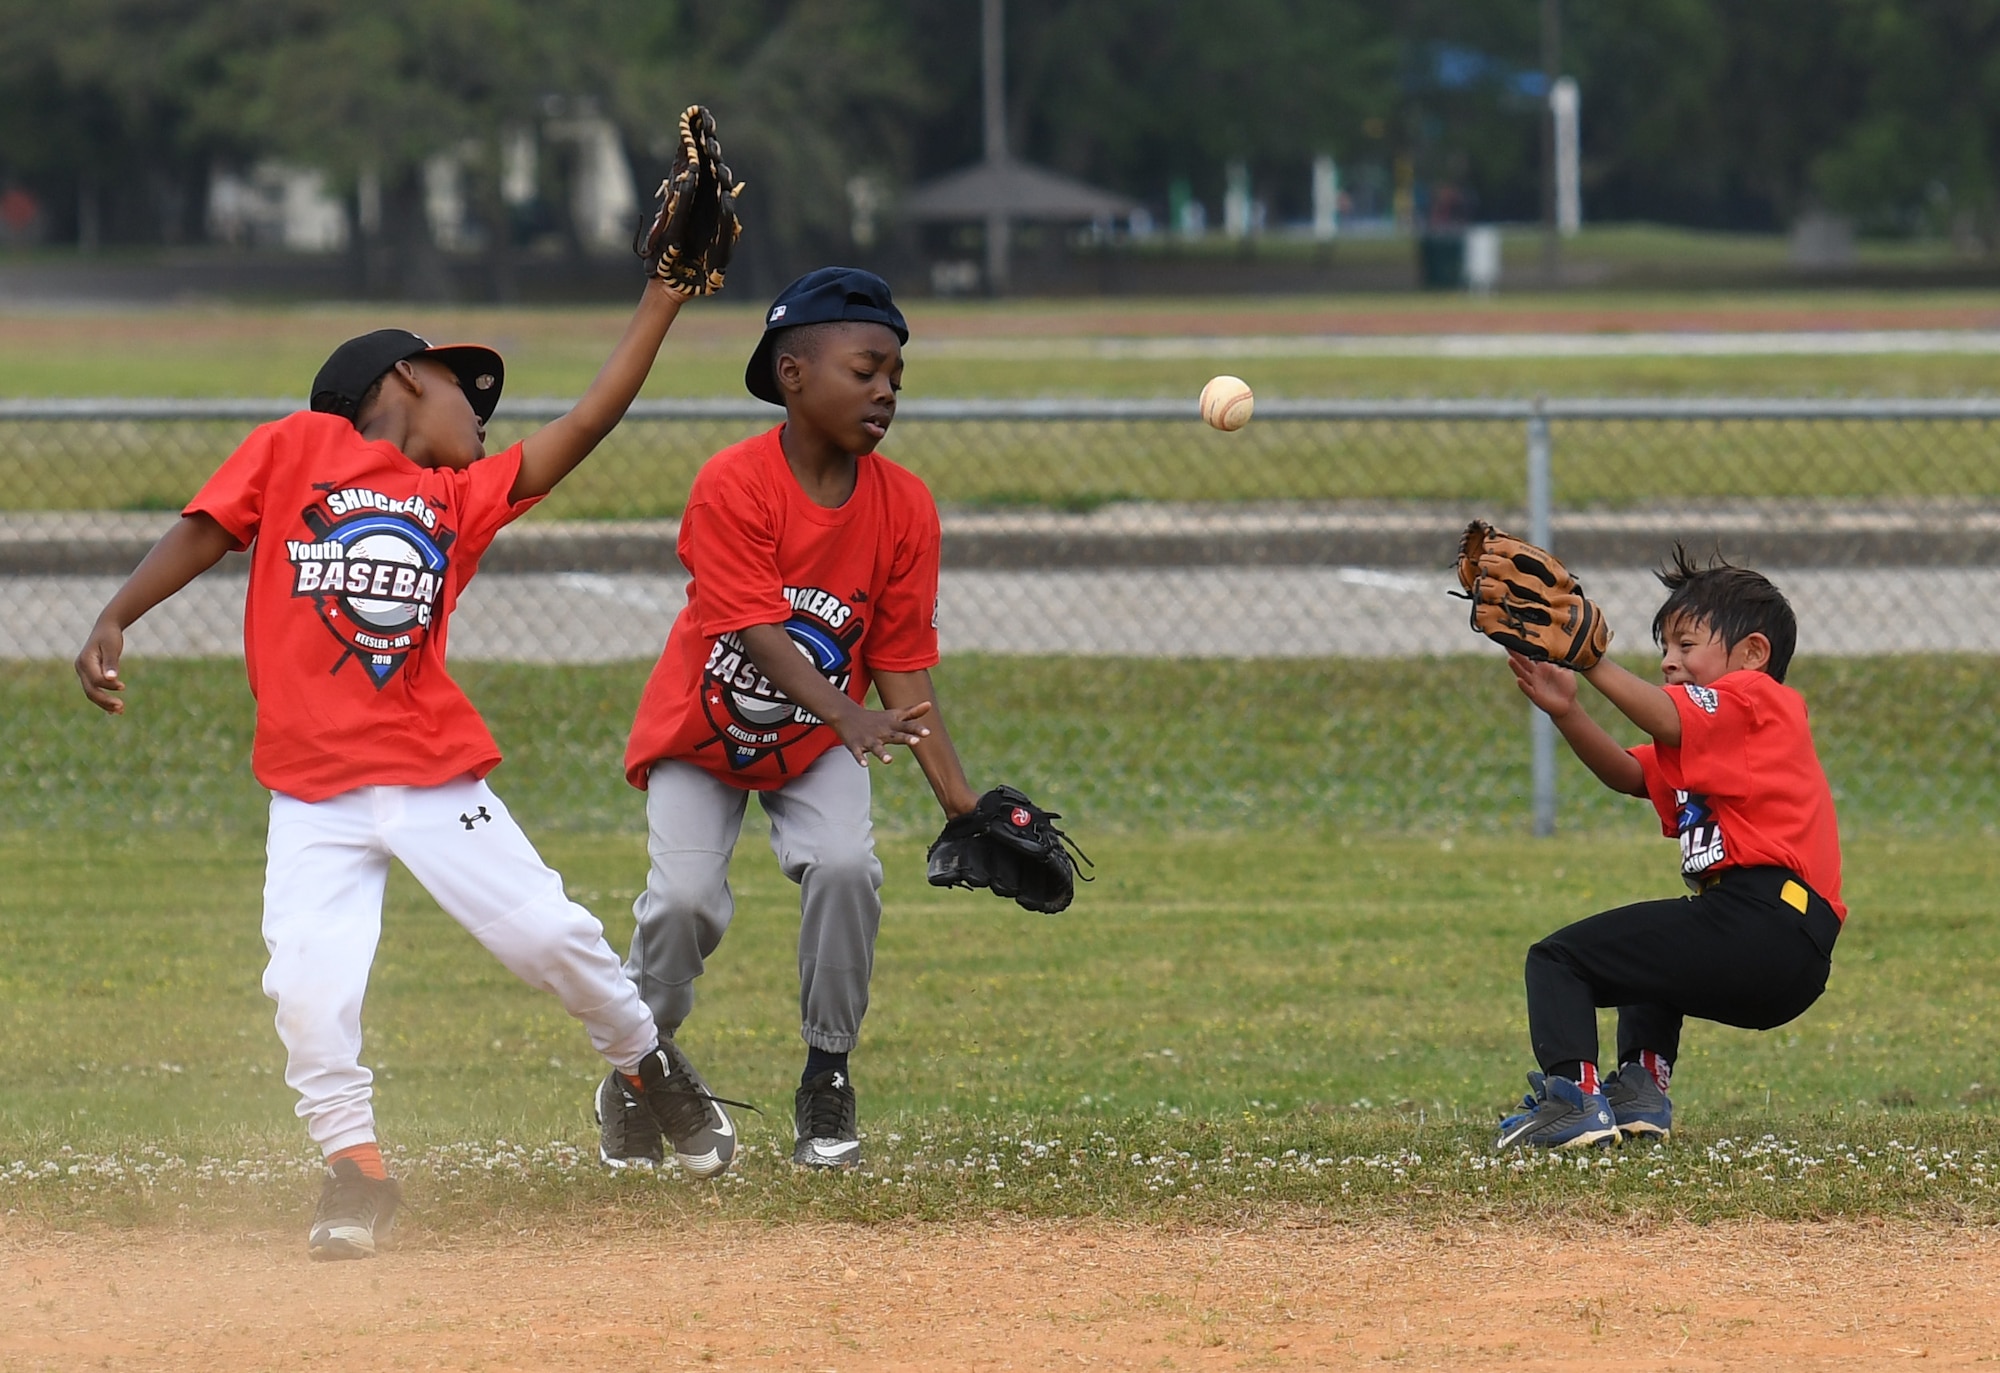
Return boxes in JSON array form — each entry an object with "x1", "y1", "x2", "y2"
[{"x1": 1508, "y1": 649, "x2": 1579, "y2": 718}]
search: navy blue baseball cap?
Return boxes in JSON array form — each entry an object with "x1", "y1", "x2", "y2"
[
  {"x1": 311, "y1": 329, "x2": 505, "y2": 423},
  {"x1": 744, "y1": 267, "x2": 908, "y2": 405}
]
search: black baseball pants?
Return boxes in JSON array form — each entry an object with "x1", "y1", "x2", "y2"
[{"x1": 1525, "y1": 866, "x2": 1842, "y2": 1072}]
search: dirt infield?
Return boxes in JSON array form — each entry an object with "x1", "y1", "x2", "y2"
[{"x1": 3, "y1": 1218, "x2": 1995, "y2": 1370}]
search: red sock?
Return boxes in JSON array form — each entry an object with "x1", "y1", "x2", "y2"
[
  {"x1": 1577, "y1": 1062, "x2": 1600, "y2": 1096},
  {"x1": 623, "y1": 1071, "x2": 646, "y2": 1091},
  {"x1": 329, "y1": 1142, "x2": 387, "y2": 1180},
  {"x1": 1639, "y1": 1050, "x2": 1672, "y2": 1094}
]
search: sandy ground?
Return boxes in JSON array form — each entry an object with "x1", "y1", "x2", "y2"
[{"x1": 3, "y1": 1218, "x2": 1997, "y2": 1371}]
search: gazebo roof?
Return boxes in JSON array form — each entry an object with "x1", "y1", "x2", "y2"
[{"x1": 903, "y1": 157, "x2": 1139, "y2": 222}]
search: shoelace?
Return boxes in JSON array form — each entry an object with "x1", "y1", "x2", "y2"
[
  {"x1": 649, "y1": 1071, "x2": 760, "y2": 1141},
  {"x1": 800, "y1": 1081, "x2": 853, "y2": 1139}
]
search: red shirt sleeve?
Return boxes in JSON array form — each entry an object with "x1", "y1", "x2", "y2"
[
  {"x1": 184, "y1": 421, "x2": 278, "y2": 549},
  {"x1": 867, "y1": 482, "x2": 942, "y2": 672},
  {"x1": 679, "y1": 467, "x2": 791, "y2": 637},
  {"x1": 445, "y1": 443, "x2": 542, "y2": 571},
  {"x1": 1666, "y1": 680, "x2": 1754, "y2": 801}
]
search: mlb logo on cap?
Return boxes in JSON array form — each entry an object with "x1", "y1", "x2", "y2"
[{"x1": 770, "y1": 305, "x2": 787, "y2": 321}]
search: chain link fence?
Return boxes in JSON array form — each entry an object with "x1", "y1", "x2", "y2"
[{"x1": 3, "y1": 397, "x2": 1997, "y2": 836}]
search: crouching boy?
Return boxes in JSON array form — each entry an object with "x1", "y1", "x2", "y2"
[{"x1": 1495, "y1": 549, "x2": 1844, "y2": 1149}]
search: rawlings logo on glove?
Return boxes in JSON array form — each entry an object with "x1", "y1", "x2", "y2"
[
  {"x1": 1454, "y1": 519, "x2": 1612, "y2": 670},
  {"x1": 636, "y1": 105, "x2": 744, "y2": 296},
  {"x1": 927, "y1": 785, "x2": 1091, "y2": 914}
]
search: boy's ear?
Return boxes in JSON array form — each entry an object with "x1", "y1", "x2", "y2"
[
  {"x1": 773, "y1": 350, "x2": 807, "y2": 396},
  {"x1": 1734, "y1": 631, "x2": 1772, "y2": 672}
]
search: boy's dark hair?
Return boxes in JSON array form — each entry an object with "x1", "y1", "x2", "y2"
[
  {"x1": 768, "y1": 321, "x2": 840, "y2": 372},
  {"x1": 351, "y1": 373, "x2": 389, "y2": 425},
  {"x1": 1650, "y1": 544, "x2": 1797, "y2": 682}
]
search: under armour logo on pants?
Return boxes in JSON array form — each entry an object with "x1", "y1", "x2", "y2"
[{"x1": 460, "y1": 807, "x2": 491, "y2": 830}]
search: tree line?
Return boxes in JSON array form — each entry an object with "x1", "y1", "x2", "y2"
[{"x1": 3, "y1": 0, "x2": 1996, "y2": 283}]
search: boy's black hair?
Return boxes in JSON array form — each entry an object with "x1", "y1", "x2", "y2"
[
  {"x1": 1650, "y1": 544, "x2": 1797, "y2": 682},
  {"x1": 351, "y1": 373, "x2": 389, "y2": 424},
  {"x1": 768, "y1": 321, "x2": 841, "y2": 369}
]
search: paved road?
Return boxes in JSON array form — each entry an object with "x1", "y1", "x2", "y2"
[{"x1": 8, "y1": 567, "x2": 1997, "y2": 662}]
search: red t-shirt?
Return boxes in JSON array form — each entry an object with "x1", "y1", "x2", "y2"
[
  {"x1": 186, "y1": 410, "x2": 540, "y2": 802},
  {"x1": 625, "y1": 426, "x2": 942, "y2": 790},
  {"x1": 1629, "y1": 670, "x2": 1845, "y2": 918}
]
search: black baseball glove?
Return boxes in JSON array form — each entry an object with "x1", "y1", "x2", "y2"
[
  {"x1": 636, "y1": 104, "x2": 744, "y2": 295},
  {"x1": 926, "y1": 786, "x2": 1091, "y2": 914}
]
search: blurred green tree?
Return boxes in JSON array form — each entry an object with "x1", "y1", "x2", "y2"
[{"x1": 1812, "y1": 0, "x2": 2000, "y2": 248}]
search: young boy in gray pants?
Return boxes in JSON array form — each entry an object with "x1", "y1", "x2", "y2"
[{"x1": 595, "y1": 267, "x2": 981, "y2": 1175}]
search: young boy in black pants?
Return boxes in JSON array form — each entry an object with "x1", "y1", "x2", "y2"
[{"x1": 1495, "y1": 549, "x2": 1844, "y2": 1150}]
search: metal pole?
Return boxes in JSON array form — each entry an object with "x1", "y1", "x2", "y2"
[
  {"x1": 981, "y1": 0, "x2": 1011, "y2": 294},
  {"x1": 1539, "y1": 0, "x2": 1561, "y2": 285},
  {"x1": 1527, "y1": 406, "x2": 1557, "y2": 837}
]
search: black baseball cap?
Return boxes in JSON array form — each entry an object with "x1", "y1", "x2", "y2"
[
  {"x1": 310, "y1": 329, "x2": 505, "y2": 423},
  {"x1": 744, "y1": 267, "x2": 908, "y2": 405}
]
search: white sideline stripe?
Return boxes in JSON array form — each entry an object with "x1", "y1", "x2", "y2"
[
  {"x1": 916, "y1": 330, "x2": 2000, "y2": 361},
  {"x1": 6, "y1": 569, "x2": 1999, "y2": 662}
]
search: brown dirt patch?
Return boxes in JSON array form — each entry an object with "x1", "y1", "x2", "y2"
[{"x1": 3, "y1": 1217, "x2": 1995, "y2": 1370}]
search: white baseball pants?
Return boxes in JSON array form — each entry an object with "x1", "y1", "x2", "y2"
[{"x1": 262, "y1": 776, "x2": 659, "y2": 1156}]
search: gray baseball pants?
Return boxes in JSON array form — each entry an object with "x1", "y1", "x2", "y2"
[{"x1": 625, "y1": 750, "x2": 882, "y2": 1053}]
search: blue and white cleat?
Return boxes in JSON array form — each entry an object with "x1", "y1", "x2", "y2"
[
  {"x1": 1493, "y1": 1072, "x2": 1620, "y2": 1152},
  {"x1": 1604, "y1": 1063, "x2": 1673, "y2": 1141}
]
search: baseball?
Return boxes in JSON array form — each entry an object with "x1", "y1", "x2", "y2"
[{"x1": 1200, "y1": 375, "x2": 1255, "y2": 431}]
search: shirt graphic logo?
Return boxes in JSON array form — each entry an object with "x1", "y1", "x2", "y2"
[
  {"x1": 1674, "y1": 788, "x2": 1727, "y2": 884},
  {"x1": 698, "y1": 585, "x2": 864, "y2": 773},
  {"x1": 1684, "y1": 683, "x2": 1720, "y2": 714},
  {"x1": 287, "y1": 488, "x2": 455, "y2": 688}
]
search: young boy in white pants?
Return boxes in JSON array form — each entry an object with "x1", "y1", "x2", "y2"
[{"x1": 74, "y1": 278, "x2": 712, "y2": 1259}]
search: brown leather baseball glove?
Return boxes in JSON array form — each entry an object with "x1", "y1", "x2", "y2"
[
  {"x1": 636, "y1": 105, "x2": 744, "y2": 296},
  {"x1": 1455, "y1": 519, "x2": 1612, "y2": 669}
]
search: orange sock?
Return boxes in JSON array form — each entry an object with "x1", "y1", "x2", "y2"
[
  {"x1": 622, "y1": 1071, "x2": 646, "y2": 1092},
  {"x1": 329, "y1": 1142, "x2": 387, "y2": 1180}
]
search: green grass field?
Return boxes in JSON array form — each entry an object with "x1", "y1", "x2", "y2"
[
  {"x1": 4, "y1": 656, "x2": 1998, "y2": 1230},
  {"x1": 7, "y1": 289, "x2": 2000, "y2": 403},
  {"x1": 8, "y1": 290, "x2": 2000, "y2": 515},
  {"x1": 5, "y1": 292, "x2": 1998, "y2": 1235}
]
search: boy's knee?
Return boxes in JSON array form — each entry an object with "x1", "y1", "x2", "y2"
[
  {"x1": 800, "y1": 842, "x2": 881, "y2": 893},
  {"x1": 634, "y1": 881, "x2": 728, "y2": 941},
  {"x1": 1524, "y1": 935, "x2": 1584, "y2": 980}
]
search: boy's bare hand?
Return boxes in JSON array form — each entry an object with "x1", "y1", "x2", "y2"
[
  {"x1": 836, "y1": 700, "x2": 932, "y2": 765},
  {"x1": 76, "y1": 621, "x2": 128, "y2": 714},
  {"x1": 1508, "y1": 650, "x2": 1578, "y2": 718}
]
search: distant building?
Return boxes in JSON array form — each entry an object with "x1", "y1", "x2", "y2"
[{"x1": 207, "y1": 162, "x2": 349, "y2": 252}]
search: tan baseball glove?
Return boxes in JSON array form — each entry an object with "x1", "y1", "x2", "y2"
[
  {"x1": 1455, "y1": 519, "x2": 1612, "y2": 670},
  {"x1": 637, "y1": 105, "x2": 744, "y2": 296}
]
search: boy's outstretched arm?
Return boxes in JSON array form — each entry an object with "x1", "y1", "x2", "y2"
[
  {"x1": 1509, "y1": 652, "x2": 1647, "y2": 797},
  {"x1": 76, "y1": 512, "x2": 238, "y2": 714},
  {"x1": 1579, "y1": 656, "x2": 1683, "y2": 748},
  {"x1": 875, "y1": 668, "x2": 979, "y2": 818},
  {"x1": 736, "y1": 624, "x2": 934, "y2": 767},
  {"x1": 512, "y1": 279, "x2": 688, "y2": 501}
]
